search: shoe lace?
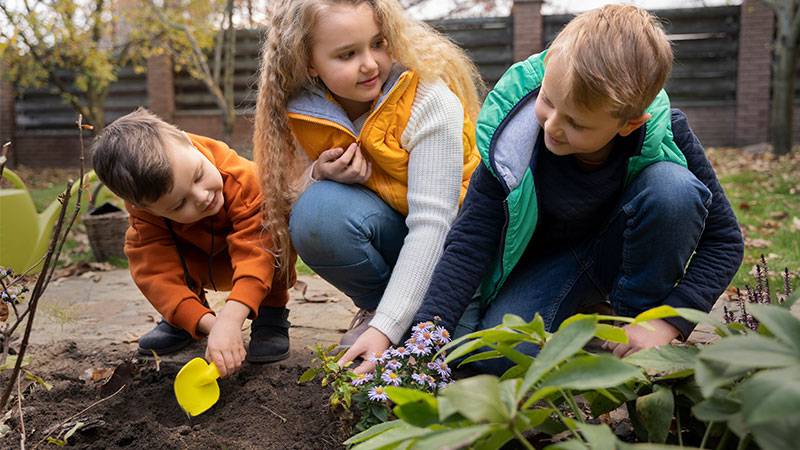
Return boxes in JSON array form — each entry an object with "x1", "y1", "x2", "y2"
[{"x1": 347, "y1": 309, "x2": 375, "y2": 330}]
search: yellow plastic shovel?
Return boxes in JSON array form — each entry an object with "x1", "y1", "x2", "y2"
[{"x1": 174, "y1": 358, "x2": 220, "y2": 416}]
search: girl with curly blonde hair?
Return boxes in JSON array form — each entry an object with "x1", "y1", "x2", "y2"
[{"x1": 253, "y1": 0, "x2": 483, "y2": 371}]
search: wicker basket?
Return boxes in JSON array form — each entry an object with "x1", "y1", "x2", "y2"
[{"x1": 84, "y1": 202, "x2": 129, "y2": 262}]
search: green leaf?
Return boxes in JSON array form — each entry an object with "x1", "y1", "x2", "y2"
[
  {"x1": 440, "y1": 375, "x2": 511, "y2": 423},
  {"x1": 349, "y1": 423, "x2": 429, "y2": 449},
  {"x1": 0, "y1": 355, "x2": 31, "y2": 371},
  {"x1": 460, "y1": 350, "x2": 503, "y2": 366},
  {"x1": 520, "y1": 317, "x2": 597, "y2": 395},
  {"x1": 519, "y1": 408, "x2": 554, "y2": 428},
  {"x1": 502, "y1": 314, "x2": 527, "y2": 327},
  {"x1": 63, "y1": 421, "x2": 84, "y2": 443},
  {"x1": 445, "y1": 339, "x2": 488, "y2": 365},
  {"x1": 46, "y1": 437, "x2": 67, "y2": 446},
  {"x1": 325, "y1": 361, "x2": 340, "y2": 372},
  {"x1": 748, "y1": 304, "x2": 800, "y2": 352},
  {"x1": 623, "y1": 345, "x2": 698, "y2": 376},
  {"x1": 749, "y1": 417, "x2": 800, "y2": 450},
  {"x1": 738, "y1": 367, "x2": 800, "y2": 426},
  {"x1": 594, "y1": 324, "x2": 628, "y2": 344},
  {"x1": 540, "y1": 355, "x2": 644, "y2": 392},
  {"x1": 631, "y1": 306, "x2": 680, "y2": 325},
  {"x1": 471, "y1": 428, "x2": 514, "y2": 450},
  {"x1": 698, "y1": 334, "x2": 800, "y2": 369},
  {"x1": 508, "y1": 314, "x2": 547, "y2": 341},
  {"x1": 385, "y1": 387, "x2": 435, "y2": 406},
  {"x1": 691, "y1": 396, "x2": 741, "y2": 422},
  {"x1": 411, "y1": 424, "x2": 496, "y2": 450},
  {"x1": 23, "y1": 370, "x2": 53, "y2": 391},
  {"x1": 693, "y1": 359, "x2": 748, "y2": 397},
  {"x1": 344, "y1": 417, "x2": 403, "y2": 445},
  {"x1": 297, "y1": 367, "x2": 320, "y2": 384},
  {"x1": 634, "y1": 385, "x2": 674, "y2": 443},
  {"x1": 394, "y1": 401, "x2": 440, "y2": 428}
]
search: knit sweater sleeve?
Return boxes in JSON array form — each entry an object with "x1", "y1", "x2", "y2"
[{"x1": 368, "y1": 81, "x2": 464, "y2": 343}]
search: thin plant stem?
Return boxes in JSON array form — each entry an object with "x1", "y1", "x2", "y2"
[
  {"x1": 700, "y1": 420, "x2": 714, "y2": 449},
  {"x1": 715, "y1": 429, "x2": 731, "y2": 450},
  {"x1": 512, "y1": 425, "x2": 536, "y2": 450},
  {"x1": 677, "y1": 407, "x2": 684, "y2": 447},
  {"x1": 547, "y1": 399, "x2": 584, "y2": 443},
  {"x1": 562, "y1": 390, "x2": 584, "y2": 422},
  {"x1": 17, "y1": 375, "x2": 25, "y2": 450},
  {"x1": 736, "y1": 435, "x2": 751, "y2": 450}
]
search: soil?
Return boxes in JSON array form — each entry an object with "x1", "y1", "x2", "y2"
[
  {"x1": 0, "y1": 342, "x2": 350, "y2": 449},
  {"x1": 0, "y1": 270, "x2": 358, "y2": 449}
]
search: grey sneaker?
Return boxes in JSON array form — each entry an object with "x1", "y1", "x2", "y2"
[{"x1": 339, "y1": 309, "x2": 375, "y2": 347}]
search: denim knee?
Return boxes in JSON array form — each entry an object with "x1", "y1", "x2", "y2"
[
  {"x1": 289, "y1": 181, "x2": 380, "y2": 266},
  {"x1": 626, "y1": 162, "x2": 711, "y2": 228}
]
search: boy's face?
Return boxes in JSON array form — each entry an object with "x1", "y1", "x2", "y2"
[
  {"x1": 534, "y1": 54, "x2": 648, "y2": 162},
  {"x1": 142, "y1": 133, "x2": 224, "y2": 224}
]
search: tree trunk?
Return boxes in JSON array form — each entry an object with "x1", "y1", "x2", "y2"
[
  {"x1": 770, "y1": 41, "x2": 797, "y2": 155},
  {"x1": 221, "y1": 0, "x2": 236, "y2": 140}
]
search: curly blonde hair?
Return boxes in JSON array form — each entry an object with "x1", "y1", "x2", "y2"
[{"x1": 253, "y1": 0, "x2": 484, "y2": 278}]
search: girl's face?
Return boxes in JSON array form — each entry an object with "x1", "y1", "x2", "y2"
[{"x1": 308, "y1": 2, "x2": 392, "y2": 118}]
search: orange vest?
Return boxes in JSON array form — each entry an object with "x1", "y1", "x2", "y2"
[{"x1": 288, "y1": 67, "x2": 479, "y2": 215}]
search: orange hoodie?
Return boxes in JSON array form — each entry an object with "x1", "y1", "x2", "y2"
[{"x1": 124, "y1": 134, "x2": 293, "y2": 338}]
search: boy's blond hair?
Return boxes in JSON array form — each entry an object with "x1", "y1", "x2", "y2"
[
  {"x1": 253, "y1": 0, "x2": 485, "y2": 277},
  {"x1": 547, "y1": 4, "x2": 673, "y2": 121},
  {"x1": 91, "y1": 108, "x2": 185, "y2": 206}
]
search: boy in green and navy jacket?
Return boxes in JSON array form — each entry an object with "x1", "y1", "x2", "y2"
[{"x1": 413, "y1": 5, "x2": 744, "y2": 374}]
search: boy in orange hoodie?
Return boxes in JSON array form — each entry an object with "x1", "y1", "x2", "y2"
[{"x1": 92, "y1": 108, "x2": 295, "y2": 377}]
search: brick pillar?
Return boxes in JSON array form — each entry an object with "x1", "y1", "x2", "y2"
[
  {"x1": 0, "y1": 59, "x2": 15, "y2": 157},
  {"x1": 147, "y1": 54, "x2": 175, "y2": 121},
  {"x1": 512, "y1": 0, "x2": 544, "y2": 62},
  {"x1": 735, "y1": 0, "x2": 774, "y2": 146}
]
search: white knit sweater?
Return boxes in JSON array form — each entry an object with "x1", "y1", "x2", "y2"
[{"x1": 301, "y1": 80, "x2": 465, "y2": 343}]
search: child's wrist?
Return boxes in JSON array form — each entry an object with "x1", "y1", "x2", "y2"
[
  {"x1": 310, "y1": 160, "x2": 323, "y2": 182},
  {"x1": 218, "y1": 299, "x2": 251, "y2": 323}
]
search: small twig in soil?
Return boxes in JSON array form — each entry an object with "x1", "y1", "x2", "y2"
[
  {"x1": 259, "y1": 404, "x2": 287, "y2": 423},
  {"x1": 32, "y1": 385, "x2": 126, "y2": 449},
  {"x1": 17, "y1": 376, "x2": 25, "y2": 450}
]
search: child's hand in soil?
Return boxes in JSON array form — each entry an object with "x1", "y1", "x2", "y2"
[
  {"x1": 205, "y1": 301, "x2": 250, "y2": 377},
  {"x1": 313, "y1": 143, "x2": 371, "y2": 185},
  {"x1": 339, "y1": 327, "x2": 391, "y2": 374},
  {"x1": 602, "y1": 319, "x2": 680, "y2": 358}
]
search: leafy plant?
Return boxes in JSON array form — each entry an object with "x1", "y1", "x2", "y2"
[
  {"x1": 345, "y1": 307, "x2": 705, "y2": 449},
  {"x1": 300, "y1": 320, "x2": 454, "y2": 432}
]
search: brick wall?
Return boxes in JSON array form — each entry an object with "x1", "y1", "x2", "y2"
[
  {"x1": 0, "y1": 59, "x2": 15, "y2": 158},
  {"x1": 680, "y1": 106, "x2": 737, "y2": 147},
  {"x1": 174, "y1": 113, "x2": 256, "y2": 158},
  {"x1": 512, "y1": 0, "x2": 543, "y2": 61}
]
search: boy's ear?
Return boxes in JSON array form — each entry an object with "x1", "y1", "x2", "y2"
[
  {"x1": 619, "y1": 113, "x2": 651, "y2": 137},
  {"x1": 308, "y1": 65, "x2": 319, "y2": 78}
]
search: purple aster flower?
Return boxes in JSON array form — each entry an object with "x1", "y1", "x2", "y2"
[
  {"x1": 368, "y1": 385, "x2": 388, "y2": 402},
  {"x1": 433, "y1": 326, "x2": 451, "y2": 344},
  {"x1": 413, "y1": 329, "x2": 434, "y2": 346},
  {"x1": 411, "y1": 372, "x2": 427, "y2": 385},
  {"x1": 392, "y1": 346, "x2": 410, "y2": 358},
  {"x1": 351, "y1": 372, "x2": 374, "y2": 386},
  {"x1": 412, "y1": 321, "x2": 435, "y2": 333},
  {"x1": 368, "y1": 350, "x2": 389, "y2": 364},
  {"x1": 427, "y1": 359, "x2": 451, "y2": 378},
  {"x1": 381, "y1": 370, "x2": 402, "y2": 386},
  {"x1": 385, "y1": 359, "x2": 402, "y2": 371},
  {"x1": 407, "y1": 341, "x2": 431, "y2": 356}
]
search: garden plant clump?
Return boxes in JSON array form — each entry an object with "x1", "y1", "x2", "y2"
[
  {"x1": 313, "y1": 261, "x2": 800, "y2": 449},
  {"x1": 301, "y1": 319, "x2": 454, "y2": 432}
]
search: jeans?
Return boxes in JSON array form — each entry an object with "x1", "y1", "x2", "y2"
[
  {"x1": 460, "y1": 162, "x2": 712, "y2": 375},
  {"x1": 289, "y1": 181, "x2": 408, "y2": 310}
]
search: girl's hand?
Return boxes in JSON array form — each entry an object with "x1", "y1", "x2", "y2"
[
  {"x1": 314, "y1": 143, "x2": 372, "y2": 184},
  {"x1": 339, "y1": 327, "x2": 391, "y2": 374}
]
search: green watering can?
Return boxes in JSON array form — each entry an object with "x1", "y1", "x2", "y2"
[{"x1": 0, "y1": 168, "x2": 98, "y2": 273}]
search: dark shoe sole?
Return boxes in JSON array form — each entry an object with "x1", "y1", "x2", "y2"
[
  {"x1": 137, "y1": 338, "x2": 194, "y2": 356},
  {"x1": 246, "y1": 349, "x2": 290, "y2": 364}
]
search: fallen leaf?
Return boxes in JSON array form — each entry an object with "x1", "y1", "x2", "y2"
[
  {"x1": 293, "y1": 280, "x2": 308, "y2": 297},
  {"x1": 0, "y1": 303, "x2": 8, "y2": 322},
  {"x1": 761, "y1": 220, "x2": 780, "y2": 229},
  {"x1": 122, "y1": 332, "x2": 139, "y2": 344},
  {"x1": 793, "y1": 217, "x2": 800, "y2": 231},
  {"x1": 79, "y1": 367, "x2": 113, "y2": 384},
  {"x1": 769, "y1": 211, "x2": 789, "y2": 220},
  {"x1": 747, "y1": 238, "x2": 771, "y2": 249},
  {"x1": 739, "y1": 202, "x2": 751, "y2": 210}
]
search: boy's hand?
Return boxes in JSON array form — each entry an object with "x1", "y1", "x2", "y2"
[
  {"x1": 339, "y1": 327, "x2": 391, "y2": 374},
  {"x1": 205, "y1": 301, "x2": 250, "y2": 378},
  {"x1": 314, "y1": 143, "x2": 372, "y2": 184},
  {"x1": 603, "y1": 319, "x2": 680, "y2": 358}
]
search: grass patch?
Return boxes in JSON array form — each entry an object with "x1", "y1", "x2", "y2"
[
  {"x1": 710, "y1": 149, "x2": 800, "y2": 293},
  {"x1": 296, "y1": 258, "x2": 315, "y2": 276}
]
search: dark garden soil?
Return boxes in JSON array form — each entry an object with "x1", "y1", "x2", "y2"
[{"x1": 0, "y1": 342, "x2": 350, "y2": 449}]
